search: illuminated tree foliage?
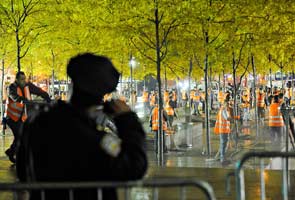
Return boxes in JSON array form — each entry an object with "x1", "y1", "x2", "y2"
[{"x1": 0, "y1": 0, "x2": 295, "y2": 82}]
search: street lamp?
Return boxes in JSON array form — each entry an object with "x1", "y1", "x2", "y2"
[{"x1": 129, "y1": 56, "x2": 136, "y2": 109}]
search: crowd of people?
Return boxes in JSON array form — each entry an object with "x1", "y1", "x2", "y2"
[{"x1": 2, "y1": 51, "x2": 294, "y2": 199}]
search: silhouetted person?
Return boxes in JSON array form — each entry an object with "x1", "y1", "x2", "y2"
[{"x1": 16, "y1": 53, "x2": 147, "y2": 200}]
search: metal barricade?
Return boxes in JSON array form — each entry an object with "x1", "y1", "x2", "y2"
[
  {"x1": 226, "y1": 151, "x2": 295, "y2": 200},
  {"x1": 0, "y1": 178, "x2": 216, "y2": 200}
]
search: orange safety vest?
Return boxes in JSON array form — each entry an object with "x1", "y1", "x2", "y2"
[
  {"x1": 181, "y1": 91, "x2": 187, "y2": 100},
  {"x1": 103, "y1": 93, "x2": 112, "y2": 102},
  {"x1": 6, "y1": 85, "x2": 32, "y2": 122},
  {"x1": 190, "y1": 91, "x2": 195, "y2": 100},
  {"x1": 287, "y1": 88, "x2": 292, "y2": 98},
  {"x1": 268, "y1": 103, "x2": 284, "y2": 127},
  {"x1": 218, "y1": 91, "x2": 224, "y2": 103},
  {"x1": 242, "y1": 95, "x2": 250, "y2": 108},
  {"x1": 163, "y1": 91, "x2": 169, "y2": 102},
  {"x1": 172, "y1": 91, "x2": 177, "y2": 101},
  {"x1": 257, "y1": 93, "x2": 265, "y2": 108},
  {"x1": 142, "y1": 91, "x2": 149, "y2": 103},
  {"x1": 150, "y1": 95, "x2": 156, "y2": 106},
  {"x1": 164, "y1": 102, "x2": 174, "y2": 116},
  {"x1": 151, "y1": 106, "x2": 167, "y2": 131},
  {"x1": 193, "y1": 92, "x2": 200, "y2": 102},
  {"x1": 214, "y1": 106, "x2": 231, "y2": 134}
]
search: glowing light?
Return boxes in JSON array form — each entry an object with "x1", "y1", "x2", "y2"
[{"x1": 129, "y1": 57, "x2": 136, "y2": 68}]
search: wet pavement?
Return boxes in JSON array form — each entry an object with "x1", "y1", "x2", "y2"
[{"x1": 0, "y1": 106, "x2": 295, "y2": 199}]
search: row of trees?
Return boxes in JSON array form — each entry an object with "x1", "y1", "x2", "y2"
[
  {"x1": 1, "y1": 0, "x2": 295, "y2": 162},
  {"x1": 0, "y1": 0, "x2": 294, "y2": 81}
]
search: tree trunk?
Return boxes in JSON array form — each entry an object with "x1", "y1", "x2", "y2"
[
  {"x1": 232, "y1": 52, "x2": 239, "y2": 148},
  {"x1": 280, "y1": 63, "x2": 283, "y2": 89},
  {"x1": 187, "y1": 58, "x2": 193, "y2": 122},
  {"x1": 269, "y1": 68, "x2": 273, "y2": 94},
  {"x1": 204, "y1": 52, "x2": 211, "y2": 156},
  {"x1": 204, "y1": 31, "x2": 211, "y2": 156},
  {"x1": 16, "y1": 29, "x2": 21, "y2": 72},
  {"x1": 251, "y1": 54, "x2": 259, "y2": 137},
  {"x1": 1, "y1": 59, "x2": 4, "y2": 135},
  {"x1": 164, "y1": 65, "x2": 167, "y2": 91},
  {"x1": 51, "y1": 50, "x2": 55, "y2": 98},
  {"x1": 155, "y1": 5, "x2": 164, "y2": 166},
  {"x1": 129, "y1": 54, "x2": 134, "y2": 110},
  {"x1": 223, "y1": 69, "x2": 225, "y2": 92}
]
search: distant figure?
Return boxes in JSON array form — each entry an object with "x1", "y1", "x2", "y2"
[
  {"x1": 17, "y1": 53, "x2": 147, "y2": 200},
  {"x1": 214, "y1": 100, "x2": 231, "y2": 164},
  {"x1": 150, "y1": 103, "x2": 168, "y2": 153},
  {"x1": 5, "y1": 71, "x2": 50, "y2": 163},
  {"x1": 165, "y1": 94, "x2": 178, "y2": 127},
  {"x1": 142, "y1": 90, "x2": 150, "y2": 116},
  {"x1": 268, "y1": 95, "x2": 284, "y2": 148},
  {"x1": 257, "y1": 87, "x2": 266, "y2": 125}
]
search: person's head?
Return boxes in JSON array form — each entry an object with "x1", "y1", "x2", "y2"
[
  {"x1": 273, "y1": 95, "x2": 279, "y2": 103},
  {"x1": 278, "y1": 93, "x2": 284, "y2": 100},
  {"x1": 67, "y1": 53, "x2": 120, "y2": 107},
  {"x1": 15, "y1": 71, "x2": 26, "y2": 88}
]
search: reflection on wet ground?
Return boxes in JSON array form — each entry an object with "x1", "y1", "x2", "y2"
[{"x1": 0, "y1": 116, "x2": 294, "y2": 199}]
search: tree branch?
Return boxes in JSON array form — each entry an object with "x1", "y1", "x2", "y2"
[
  {"x1": 236, "y1": 34, "x2": 248, "y2": 68},
  {"x1": 130, "y1": 38, "x2": 156, "y2": 63},
  {"x1": 193, "y1": 53, "x2": 203, "y2": 70}
]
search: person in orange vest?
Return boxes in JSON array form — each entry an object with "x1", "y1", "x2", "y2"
[
  {"x1": 163, "y1": 90, "x2": 169, "y2": 103},
  {"x1": 214, "y1": 100, "x2": 231, "y2": 164},
  {"x1": 192, "y1": 89, "x2": 201, "y2": 115},
  {"x1": 103, "y1": 93, "x2": 112, "y2": 102},
  {"x1": 217, "y1": 90, "x2": 224, "y2": 108},
  {"x1": 149, "y1": 103, "x2": 168, "y2": 153},
  {"x1": 150, "y1": 91, "x2": 157, "y2": 107},
  {"x1": 181, "y1": 90, "x2": 188, "y2": 107},
  {"x1": 5, "y1": 71, "x2": 51, "y2": 163},
  {"x1": 257, "y1": 87, "x2": 267, "y2": 124},
  {"x1": 165, "y1": 94, "x2": 178, "y2": 127},
  {"x1": 268, "y1": 95, "x2": 284, "y2": 146},
  {"x1": 171, "y1": 89, "x2": 177, "y2": 108},
  {"x1": 241, "y1": 90, "x2": 250, "y2": 123},
  {"x1": 189, "y1": 88, "x2": 195, "y2": 108},
  {"x1": 142, "y1": 90, "x2": 150, "y2": 115},
  {"x1": 200, "y1": 90, "x2": 206, "y2": 113}
]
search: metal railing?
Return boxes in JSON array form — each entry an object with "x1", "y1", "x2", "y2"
[
  {"x1": 226, "y1": 151, "x2": 295, "y2": 200},
  {"x1": 0, "y1": 178, "x2": 216, "y2": 200}
]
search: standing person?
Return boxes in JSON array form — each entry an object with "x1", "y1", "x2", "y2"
[
  {"x1": 268, "y1": 95, "x2": 284, "y2": 148},
  {"x1": 241, "y1": 90, "x2": 250, "y2": 123},
  {"x1": 150, "y1": 103, "x2": 168, "y2": 153},
  {"x1": 165, "y1": 94, "x2": 178, "y2": 128},
  {"x1": 142, "y1": 90, "x2": 150, "y2": 116},
  {"x1": 16, "y1": 53, "x2": 147, "y2": 200},
  {"x1": 217, "y1": 90, "x2": 224, "y2": 108},
  {"x1": 192, "y1": 89, "x2": 201, "y2": 115},
  {"x1": 181, "y1": 90, "x2": 188, "y2": 107},
  {"x1": 5, "y1": 71, "x2": 50, "y2": 163},
  {"x1": 214, "y1": 100, "x2": 231, "y2": 164}
]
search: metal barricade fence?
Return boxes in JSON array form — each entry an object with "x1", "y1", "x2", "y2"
[
  {"x1": 0, "y1": 178, "x2": 216, "y2": 200},
  {"x1": 226, "y1": 151, "x2": 295, "y2": 200}
]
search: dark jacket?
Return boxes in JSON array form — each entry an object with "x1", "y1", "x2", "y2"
[{"x1": 16, "y1": 100, "x2": 147, "y2": 200}]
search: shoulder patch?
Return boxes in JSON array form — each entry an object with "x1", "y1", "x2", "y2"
[{"x1": 100, "y1": 134, "x2": 121, "y2": 157}]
